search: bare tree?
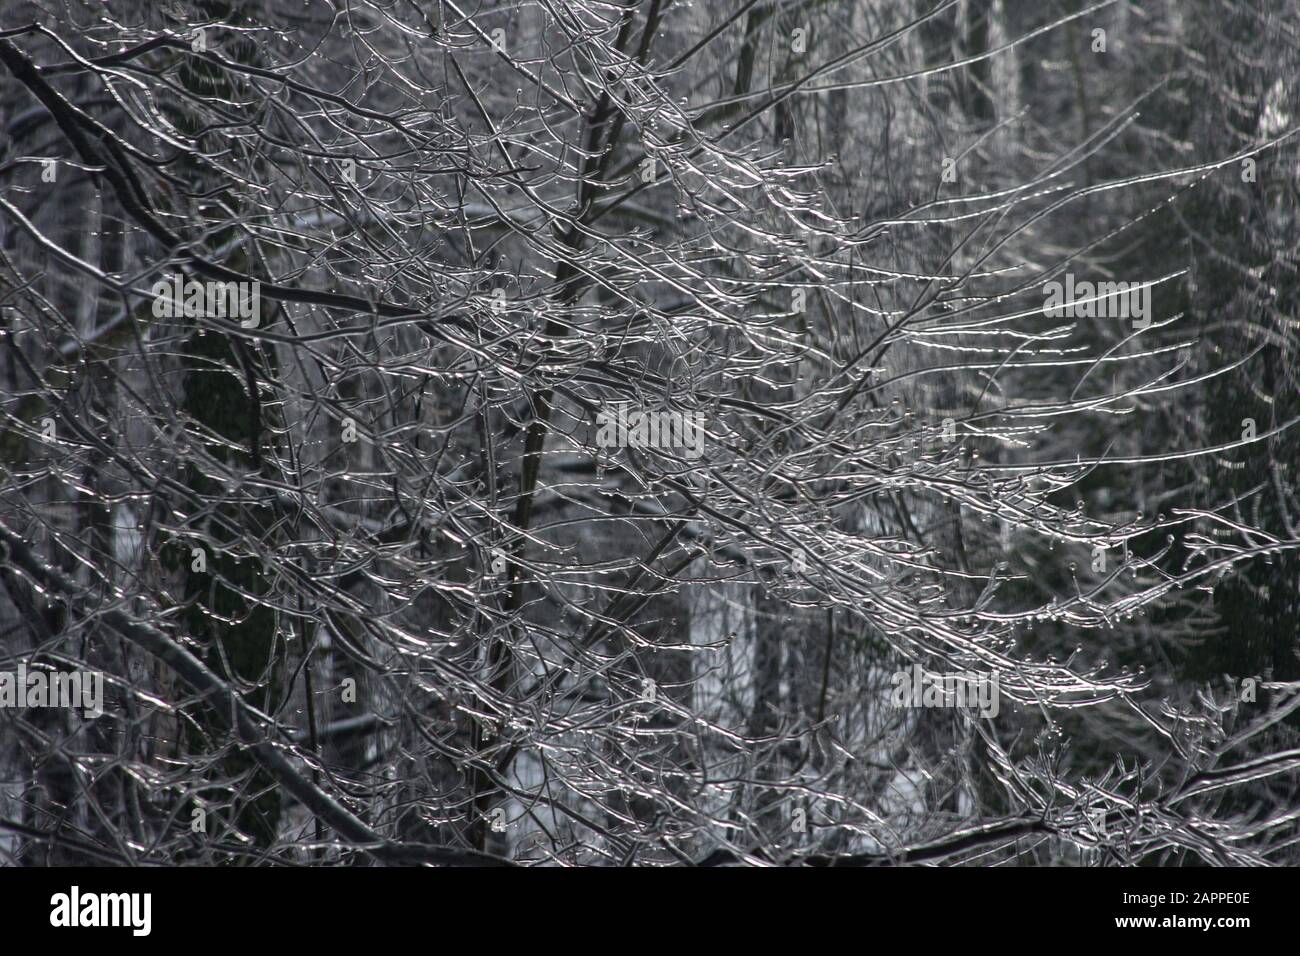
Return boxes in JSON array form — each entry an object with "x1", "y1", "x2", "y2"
[{"x1": 1, "y1": 0, "x2": 1297, "y2": 866}]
